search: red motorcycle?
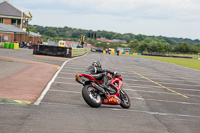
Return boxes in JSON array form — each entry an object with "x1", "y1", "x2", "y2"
[{"x1": 75, "y1": 72, "x2": 131, "y2": 108}]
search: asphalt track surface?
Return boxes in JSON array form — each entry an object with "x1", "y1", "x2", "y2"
[
  {"x1": 1, "y1": 51, "x2": 200, "y2": 133},
  {"x1": 0, "y1": 48, "x2": 66, "y2": 103}
]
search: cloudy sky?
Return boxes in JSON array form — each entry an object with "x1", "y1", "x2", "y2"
[{"x1": 6, "y1": 0, "x2": 200, "y2": 39}]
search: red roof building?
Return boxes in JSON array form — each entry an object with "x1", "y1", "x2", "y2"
[
  {"x1": 96, "y1": 37, "x2": 127, "y2": 43},
  {"x1": 0, "y1": 1, "x2": 41, "y2": 44}
]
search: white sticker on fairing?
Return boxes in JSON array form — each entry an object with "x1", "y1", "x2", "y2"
[{"x1": 115, "y1": 96, "x2": 121, "y2": 104}]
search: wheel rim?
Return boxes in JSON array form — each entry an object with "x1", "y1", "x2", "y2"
[
  {"x1": 121, "y1": 91, "x2": 130, "y2": 105},
  {"x1": 88, "y1": 87, "x2": 101, "y2": 103}
]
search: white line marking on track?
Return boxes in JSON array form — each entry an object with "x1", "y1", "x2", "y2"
[
  {"x1": 125, "y1": 78, "x2": 200, "y2": 87},
  {"x1": 124, "y1": 89, "x2": 177, "y2": 95},
  {"x1": 129, "y1": 85, "x2": 161, "y2": 88},
  {"x1": 34, "y1": 53, "x2": 88, "y2": 105},
  {"x1": 125, "y1": 89, "x2": 200, "y2": 97},
  {"x1": 40, "y1": 102, "x2": 81, "y2": 107},
  {"x1": 129, "y1": 85, "x2": 200, "y2": 92},
  {"x1": 123, "y1": 75, "x2": 200, "y2": 82},
  {"x1": 59, "y1": 72, "x2": 78, "y2": 75},
  {"x1": 126, "y1": 77, "x2": 200, "y2": 83},
  {"x1": 112, "y1": 109, "x2": 200, "y2": 119},
  {"x1": 169, "y1": 87, "x2": 200, "y2": 92},
  {"x1": 38, "y1": 101, "x2": 200, "y2": 121},
  {"x1": 56, "y1": 77, "x2": 75, "y2": 79},
  {"x1": 158, "y1": 82, "x2": 200, "y2": 87},
  {"x1": 124, "y1": 79, "x2": 150, "y2": 82},
  {"x1": 54, "y1": 82, "x2": 80, "y2": 85},
  {"x1": 131, "y1": 97, "x2": 200, "y2": 105},
  {"x1": 50, "y1": 89, "x2": 81, "y2": 93}
]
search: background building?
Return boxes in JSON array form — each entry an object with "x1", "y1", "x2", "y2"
[
  {"x1": 96, "y1": 37, "x2": 127, "y2": 43},
  {"x1": 0, "y1": 0, "x2": 41, "y2": 44}
]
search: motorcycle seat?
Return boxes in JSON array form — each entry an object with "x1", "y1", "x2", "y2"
[{"x1": 92, "y1": 74, "x2": 103, "y2": 80}]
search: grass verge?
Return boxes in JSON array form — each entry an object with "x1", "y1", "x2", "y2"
[
  {"x1": 140, "y1": 56, "x2": 200, "y2": 70},
  {"x1": 0, "y1": 97, "x2": 18, "y2": 104},
  {"x1": 0, "y1": 98, "x2": 31, "y2": 104}
]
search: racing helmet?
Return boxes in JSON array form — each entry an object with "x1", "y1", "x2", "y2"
[{"x1": 92, "y1": 61, "x2": 102, "y2": 68}]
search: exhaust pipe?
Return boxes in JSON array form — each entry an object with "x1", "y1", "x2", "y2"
[
  {"x1": 91, "y1": 82, "x2": 104, "y2": 92},
  {"x1": 91, "y1": 82, "x2": 109, "y2": 99}
]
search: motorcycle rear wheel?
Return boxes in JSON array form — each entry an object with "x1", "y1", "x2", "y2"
[
  {"x1": 120, "y1": 90, "x2": 131, "y2": 109},
  {"x1": 82, "y1": 85, "x2": 102, "y2": 108}
]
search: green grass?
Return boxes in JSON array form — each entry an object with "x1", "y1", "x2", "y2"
[
  {"x1": 0, "y1": 98, "x2": 18, "y2": 103},
  {"x1": 140, "y1": 56, "x2": 200, "y2": 70}
]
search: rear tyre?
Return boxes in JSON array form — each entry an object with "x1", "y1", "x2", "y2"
[
  {"x1": 120, "y1": 90, "x2": 131, "y2": 109},
  {"x1": 82, "y1": 85, "x2": 102, "y2": 108}
]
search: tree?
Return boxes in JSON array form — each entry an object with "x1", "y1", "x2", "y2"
[
  {"x1": 111, "y1": 33, "x2": 121, "y2": 40},
  {"x1": 156, "y1": 42, "x2": 165, "y2": 52},
  {"x1": 178, "y1": 42, "x2": 190, "y2": 53},
  {"x1": 195, "y1": 43, "x2": 200, "y2": 47},
  {"x1": 65, "y1": 31, "x2": 72, "y2": 37},
  {"x1": 58, "y1": 32, "x2": 66, "y2": 37},
  {"x1": 135, "y1": 34, "x2": 146, "y2": 41},
  {"x1": 29, "y1": 29, "x2": 38, "y2": 33},
  {"x1": 143, "y1": 38, "x2": 152, "y2": 43},
  {"x1": 150, "y1": 42, "x2": 158, "y2": 52},
  {"x1": 122, "y1": 34, "x2": 131, "y2": 43},
  {"x1": 128, "y1": 39, "x2": 140, "y2": 49},
  {"x1": 190, "y1": 46, "x2": 200, "y2": 53},
  {"x1": 164, "y1": 43, "x2": 172, "y2": 53},
  {"x1": 44, "y1": 30, "x2": 58, "y2": 37},
  {"x1": 29, "y1": 24, "x2": 200, "y2": 51},
  {"x1": 138, "y1": 42, "x2": 150, "y2": 53}
]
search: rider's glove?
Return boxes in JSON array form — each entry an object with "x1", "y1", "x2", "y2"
[{"x1": 114, "y1": 71, "x2": 118, "y2": 75}]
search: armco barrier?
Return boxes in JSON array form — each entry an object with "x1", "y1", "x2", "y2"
[
  {"x1": 111, "y1": 51, "x2": 115, "y2": 54},
  {"x1": 33, "y1": 45, "x2": 72, "y2": 57},
  {"x1": 142, "y1": 54, "x2": 193, "y2": 59},
  {"x1": 103, "y1": 50, "x2": 141, "y2": 56}
]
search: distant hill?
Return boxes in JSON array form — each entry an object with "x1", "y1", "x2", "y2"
[{"x1": 29, "y1": 25, "x2": 200, "y2": 45}]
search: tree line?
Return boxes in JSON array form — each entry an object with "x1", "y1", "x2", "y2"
[
  {"x1": 29, "y1": 25, "x2": 200, "y2": 54},
  {"x1": 128, "y1": 38, "x2": 200, "y2": 54}
]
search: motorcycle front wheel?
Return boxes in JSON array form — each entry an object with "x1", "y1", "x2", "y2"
[
  {"x1": 82, "y1": 85, "x2": 102, "y2": 108},
  {"x1": 120, "y1": 90, "x2": 131, "y2": 109}
]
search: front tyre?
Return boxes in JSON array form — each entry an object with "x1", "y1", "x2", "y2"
[
  {"x1": 120, "y1": 90, "x2": 131, "y2": 109},
  {"x1": 82, "y1": 85, "x2": 102, "y2": 108}
]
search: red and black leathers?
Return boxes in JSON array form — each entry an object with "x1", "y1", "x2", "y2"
[{"x1": 85, "y1": 65, "x2": 114, "y2": 88}]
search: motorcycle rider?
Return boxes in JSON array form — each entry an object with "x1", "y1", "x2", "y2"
[{"x1": 85, "y1": 61, "x2": 117, "y2": 92}]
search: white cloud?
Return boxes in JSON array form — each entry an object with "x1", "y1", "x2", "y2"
[{"x1": 8, "y1": 0, "x2": 200, "y2": 39}]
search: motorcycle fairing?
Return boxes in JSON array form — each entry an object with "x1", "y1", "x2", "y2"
[
  {"x1": 102, "y1": 95, "x2": 121, "y2": 105},
  {"x1": 76, "y1": 74, "x2": 103, "y2": 84}
]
